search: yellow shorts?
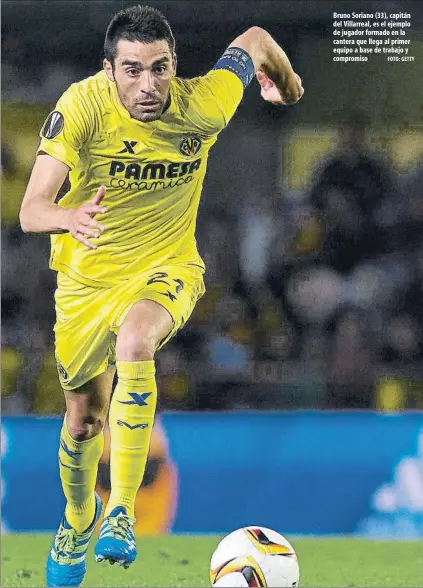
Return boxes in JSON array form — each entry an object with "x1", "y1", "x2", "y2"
[{"x1": 54, "y1": 264, "x2": 205, "y2": 390}]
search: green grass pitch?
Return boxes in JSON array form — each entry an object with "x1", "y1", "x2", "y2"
[{"x1": 2, "y1": 535, "x2": 423, "y2": 587}]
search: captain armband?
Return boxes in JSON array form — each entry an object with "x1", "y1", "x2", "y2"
[{"x1": 213, "y1": 47, "x2": 255, "y2": 89}]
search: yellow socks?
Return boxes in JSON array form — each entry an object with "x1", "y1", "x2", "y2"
[
  {"x1": 106, "y1": 360, "x2": 157, "y2": 519},
  {"x1": 59, "y1": 419, "x2": 104, "y2": 533},
  {"x1": 59, "y1": 360, "x2": 157, "y2": 527}
]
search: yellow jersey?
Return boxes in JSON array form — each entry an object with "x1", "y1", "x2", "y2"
[{"x1": 38, "y1": 68, "x2": 244, "y2": 287}]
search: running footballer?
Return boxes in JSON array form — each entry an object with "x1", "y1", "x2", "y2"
[{"x1": 19, "y1": 5, "x2": 303, "y2": 587}]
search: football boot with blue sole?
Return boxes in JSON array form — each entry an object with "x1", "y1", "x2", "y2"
[
  {"x1": 46, "y1": 493, "x2": 102, "y2": 587},
  {"x1": 94, "y1": 506, "x2": 136, "y2": 568}
]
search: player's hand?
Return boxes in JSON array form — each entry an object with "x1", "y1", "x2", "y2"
[
  {"x1": 64, "y1": 185, "x2": 107, "y2": 250},
  {"x1": 256, "y1": 70, "x2": 304, "y2": 105}
]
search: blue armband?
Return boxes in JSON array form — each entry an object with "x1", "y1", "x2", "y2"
[{"x1": 213, "y1": 47, "x2": 255, "y2": 89}]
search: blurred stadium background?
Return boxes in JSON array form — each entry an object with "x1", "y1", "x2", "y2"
[{"x1": 2, "y1": 1, "x2": 423, "y2": 539}]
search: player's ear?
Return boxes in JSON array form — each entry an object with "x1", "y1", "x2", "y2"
[
  {"x1": 172, "y1": 52, "x2": 177, "y2": 76},
  {"x1": 103, "y1": 58, "x2": 115, "y2": 82}
]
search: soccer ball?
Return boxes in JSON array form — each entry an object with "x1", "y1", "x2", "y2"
[{"x1": 210, "y1": 526, "x2": 299, "y2": 587}]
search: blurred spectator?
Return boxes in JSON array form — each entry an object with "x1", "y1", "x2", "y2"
[
  {"x1": 238, "y1": 187, "x2": 279, "y2": 293},
  {"x1": 377, "y1": 161, "x2": 423, "y2": 367},
  {"x1": 207, "y1": 292, "x2": 254, "y2": 378},
  {"x1": 157, "y1": 342, "x2": 193, "y2": 410},
  {"x1": 2, "y1": 142, "x2": 25, "y2": 229},
  {"x1": 1, "y1": 144, "x2": 17, "y2": 178},
  {"x1": 254, "y1": 288, "x2": 295, "y2": 362},
  {"x1": 198, "y1": 206, "x2": 239, "y2": 287},
  {"x1": 260, "y1": 112, "x2": 416, "y2": 410},
  {"x1": 310, "y1": 110, "x2": 400, "y2": 274},
  {"x1": 399, "y1": 159, "x2": 423, "y2": 252},
  {"x1": 2, "y1": 222, "x2": 55, "y2": 411},
  {"x1": 2, "y1": 227, "x2": 52, "y2": 330},
  {"x1": 325, "y1": 307, "x2": 377, "y2": 409},
  {"x1": 382, "y1": 241, "x2": 423, "y2": 365}
]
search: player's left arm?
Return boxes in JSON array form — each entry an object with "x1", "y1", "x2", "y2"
[
  {"x1": 190, "y1": 28, "x2": 302, "y2": 134},
  {"x1": 227, "y1": 27, "x2": 303, "y2": 106}
]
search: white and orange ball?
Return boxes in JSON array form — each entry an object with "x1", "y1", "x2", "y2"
[{"x1": 210, "y1": 526, "x2": 299, "y2": 587}]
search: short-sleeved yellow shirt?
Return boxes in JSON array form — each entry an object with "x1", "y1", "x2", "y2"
[{"x1": 38, "y1": 69, "x2": 244, "y2": 287}]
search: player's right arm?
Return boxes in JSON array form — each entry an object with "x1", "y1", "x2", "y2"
[
  {"x1": 19, "y1": 156, "x2": 106, "y2": 250},
  {"x1": 19, "y1": 82, "x2": 106, "y2": 250}
]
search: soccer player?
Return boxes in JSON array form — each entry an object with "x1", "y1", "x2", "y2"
[{"x1": 19, "y1": 5, "x2": 303, "y2": 586}]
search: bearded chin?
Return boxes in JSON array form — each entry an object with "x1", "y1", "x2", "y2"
[
  {"x1": 139, "y1": 112, "x2": 161, "y2": 122},
  {"x1": 131, "y1": 106, "x2": 163, "y2": 123}
]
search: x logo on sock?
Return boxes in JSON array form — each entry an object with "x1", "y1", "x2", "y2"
[{"x1": 117, "y1": 392, "x2": 152, "y2": 406}]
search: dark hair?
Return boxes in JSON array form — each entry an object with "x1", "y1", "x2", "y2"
[{"x1": 104, "y1": 5, "x2": 175, "y2": 64}]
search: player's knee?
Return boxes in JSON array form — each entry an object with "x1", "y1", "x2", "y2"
[
  {"x1": 67, "y1": 414, "x2": 105, "y2": 441},
  {"x1": 116, "y1": 330, "x2": 157, "y2": 361}
]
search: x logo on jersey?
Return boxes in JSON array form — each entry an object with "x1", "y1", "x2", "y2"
[
  {"x1": 118, "y1": 140, "x2": 138, "y2": 154},
  {"x1": 117, "y1": 392, "x2": 152, "y2": 406}
]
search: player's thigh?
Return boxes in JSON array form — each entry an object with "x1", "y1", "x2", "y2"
[
  {"x1": 54, "y1": 273, "x2": 116, "y2": 391},
  {"x1": 111, "y1": 265, "x2": 205, "y2": 351},
  {"x1": 115, "y1": 299, "x2": 174, "y2": 359}
]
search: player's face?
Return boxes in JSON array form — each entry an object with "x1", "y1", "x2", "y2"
[{"x1": 104, "y1": 39, "x2": 175, "y2": 123}]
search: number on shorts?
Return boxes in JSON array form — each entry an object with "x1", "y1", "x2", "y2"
[
  {"x1": 147, "y1": 272, "x2": 185, "y2": 302},
  {"x1": 147, "y1": 272, "x2": 170, "y2": 286}
]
